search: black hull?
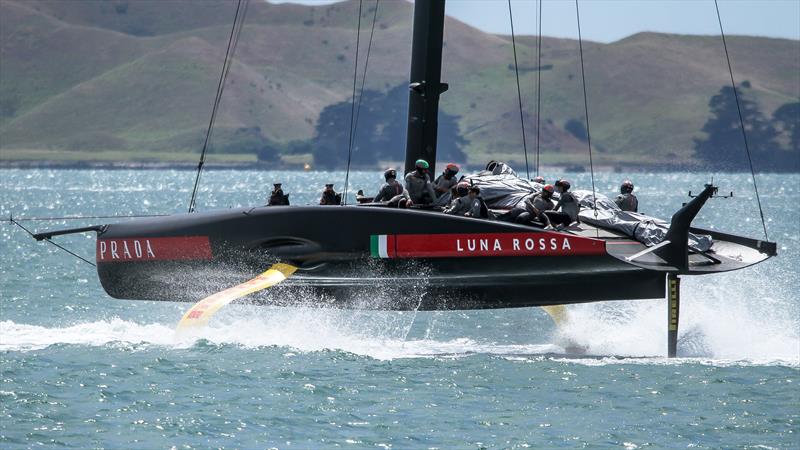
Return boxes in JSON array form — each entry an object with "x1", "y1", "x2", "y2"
[
  {"x1": 98, "y1": 258, "x2": 666, "y2": 310},
  {"x1": 94, "y1": 206, "x2": 672, "y2": 309}
]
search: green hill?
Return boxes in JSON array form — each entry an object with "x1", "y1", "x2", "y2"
[{"x1": 1, "y1": 0, "x2": 798, "y2": 169}]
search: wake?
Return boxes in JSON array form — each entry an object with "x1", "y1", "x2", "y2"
[
  {"x1": 2, "y1": 262, "x2": 797, "y2": 366},
  {"x1": 1, "y1": 299, "x2": 797, "y2": 367},
  {"x1": 0, "y1": 317, "x2": 562, "y2": 360}
]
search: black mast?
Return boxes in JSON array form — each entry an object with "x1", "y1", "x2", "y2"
[{"x1": 404, "y1": 0, "x2": 448, "y2": 176}]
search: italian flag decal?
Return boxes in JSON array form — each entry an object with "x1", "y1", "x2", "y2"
[
  {"x1": 370, "y1": 233, "x2": 605, "y2": 259},
  {"x1": 370, "y1": 234, "x2": 396, "y2": 258}
]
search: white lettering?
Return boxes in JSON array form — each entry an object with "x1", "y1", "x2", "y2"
[
  {"x1": 538, "y1": 238, "x2": 546, "y2": 250},
  {"x1": 525, "y1": 238, "x2": 534, "y2": 251},
  {"x1": 480, "y1": 239, "x2": 489, "y2": 251},
  {"x1": 123, "y1": 241, "x2": 132, "y2": 258},
  {"x1": 493, "y1": 239, "x2": 502, "y2": 251},
  {"x1": 146, "y1": 240, "x2": 155, "y2": 258},
  {"x1": 99, "y1": 241, "x2": 107, "y2": 260},
  {"x1": 467, "y1": 239, "x2": 476, "y2": 251},
  {"x1": 110, "y1": 241, "x2": 119, "y2": 259},
  {"x1": 562, "y1": 239, "x2": 571, "y2": 251},
  {"x1": 550, "y1": 238, "x2": 557, "y2": 250},
  {"x1": 457, "y1": 239, "x2": 464, "y2": 252},
  {"x1": 134, "y1": 240, "x2": 142, "y2": 258},
  {"x1": 513, "y1": 239, "x2": 520, "y2": 251}
]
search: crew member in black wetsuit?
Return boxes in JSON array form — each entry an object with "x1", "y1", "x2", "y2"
[
  {"x1": 405, "y1": 159, "x2": 436, "y2": 205},
  {"x1": 267, "y1": 183, "x2": 290, "y2": 206},
  {"x1": 374, "y1": 168, "x2": 409, "y2": 203},
  {"x1": 444, "y1": 181, "x2": 470, "y2": 211},
  {"x1": 433, "y1": 163, "x2": 460, "y2": 200},
  {"x1": 319, "y1": 183, "x2": 341, "y2": 205},
  {"x1": 465, "y1": 186, "x2": 491, "y2": 219},
  {"x1": 615, "y1": 180, "x2": 638, "y2": 212},
  {"x1": 444, "y1": 183, "x2": 479, "y2": 216},
  {"x1": 502, "y1": 184, "x2": 554, "y2": 224},
  {"x1": 544, "y1": 179, "x2": 579, "y2": 228}
]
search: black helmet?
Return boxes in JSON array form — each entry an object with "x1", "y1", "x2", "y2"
[
  {"x1": 555, "y1": 179, "x2": 571, "y2": 191},
  {"x1": 621, "y1": 180, "x2": 634, "y2": 194},
  {"x1": 532, "y1": 176, "x2": 545, "y2": 184},
  {"x1": 456, "y1": 181, "x2": 470, "y2": 196},
  {"x1": 384, "y1": 168, "x2": 397, "y2": 180}
]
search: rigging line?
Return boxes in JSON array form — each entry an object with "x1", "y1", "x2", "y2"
[
  {"x1": 507, "y1": 0, "x2": 530, "y2": 180},
  {"x1": 5, "y1": 213, "x2": 168, "y2": 222},
  {"x1": 188, "y1": 0, "x2": 247, "y2": 213},
  {"x1": 574, "y1": 0, "x2": 598, "y2": 237},
  {"x1": 10, "y1": 218, "x2": 96, "y2": 267},
  {"x1": 713, "y1": 0, "x2": 769, "y2": 241},
  {"x1": 344, "y1": 0, "x2": 379, "y2": 205},
  {"x1": 350, "y1": 0, "x2": 380, "y2": 163},
  {"x1": 535, "y1": 0, "x2": 543, "y2": 177},
  {"x1": 188, "y1": 0, "x2": 241, "y2": 213},
  {"x1": 213, "y1": 0, "x2": 250, "y2": 140},
  {"x1": 342, "y1": 0, "x2": 364, "y2": 206},
  {"x1": 192, "y1": 0, "x2": 249, "y2": 212}
]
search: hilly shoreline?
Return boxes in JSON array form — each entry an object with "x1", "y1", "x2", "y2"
[{"x1": 1, "y1": 0, "x2": 797, "y2": 171}]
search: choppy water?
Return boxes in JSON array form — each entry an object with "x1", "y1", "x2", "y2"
[{"x1": 1, "y1": 169, "x2": 798, "y2": 449}]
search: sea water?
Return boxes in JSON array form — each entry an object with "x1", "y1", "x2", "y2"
[{"x1": 1, "y1": 169, "x2": 797, "y2": 449}]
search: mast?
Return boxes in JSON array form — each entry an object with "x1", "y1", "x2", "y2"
[{"x1": 404, "y1": 0, "x2": 448, "y2": 176}]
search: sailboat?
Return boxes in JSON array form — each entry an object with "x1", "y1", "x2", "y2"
[{"x1": 29, "y1": 0, "x2": 777, "y2": 357}]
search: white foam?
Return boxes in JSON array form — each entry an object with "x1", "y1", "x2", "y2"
[
  {"x1": 1, "y1": 267, "x2": 797, "y2": 366},
  {"x1": 1, "y1": 296, "x2": 797, "y2": 367},
  {"x1": 0, "y1": 315, "x2": 561, "y2": 360},
  {"x1": 555, "y1": 276, "x2": 800, "y2": 365},
  {"x1": 0, "y1": 319, "x2": 176, "y2": 352},
  {"x1": 184, "y1": 310, "x2": 563, "y2": 360}
]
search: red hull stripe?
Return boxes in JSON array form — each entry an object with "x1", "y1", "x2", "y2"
[
  {"x1": 387, "y1": 234, "x2": 397, "y2": 258},
  {"x1": 96, "y1": 236, "x2": 212, "y2": 263},
  {"x1": 382, "y1": 232, "x2": 605, "y2": 258}
]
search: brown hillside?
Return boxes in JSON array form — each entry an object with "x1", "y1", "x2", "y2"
[{"x1": 1, "y1": 0, "x2": 797, "y2": 168}]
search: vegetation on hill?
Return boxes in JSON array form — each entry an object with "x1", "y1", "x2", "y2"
[
  {"x1": 695, "y1": 85, "x2": 798, "y2": 171},
  {"x1": 0, "y1": 0, "x2": 797, "y2": 170},
  {"x1": 312, "y1": 84, "x2": 466, "y2": 169}
]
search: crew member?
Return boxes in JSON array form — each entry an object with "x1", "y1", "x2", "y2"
[
  {"x1": 267, "y1": 183, "x2": 290, "y2": 206},
  {"x1": 444, "y1": 181, "x2": 472, "y2": 216},
  {"x1": 444, "y1": 181, "x2": 489, "y2": 219},
  {"x1": 502, "y1": 184, "x2": 554, "y2": 224},
  {"x1": 319, "y1": 183, "x2": 341, "y2": 205},
  {"x1": 532, "y1": 176, "x2": 545, "y2": 184},
  {"x1": 449, "y1": 181, "x2": 470, "y2": 201},
  {"x1": 464, "y1": 186, "x2": 491, "y2": 218},
  {"x1": 544, "y1": 179, "x2": 579, "y2": 228},
  {"x1": 374, "y1": 168, "x2": 409, "y2": 203},
  {"x1": 615, "y1": 180, "x2": 638, "y2": 212},
  {"x1": 524, "y1": 184, "x2": 555, "y2": 223},
  {"x1": 433, "y1": 163, "x2": 460, "y2": 198},
  {"x1": 405, "y1": 159, "x2": 436, "y2": 205}
]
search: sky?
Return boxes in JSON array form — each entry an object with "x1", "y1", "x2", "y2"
[{"x1": 269, "y1": 0, "x2": 800, "y2": 43}]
